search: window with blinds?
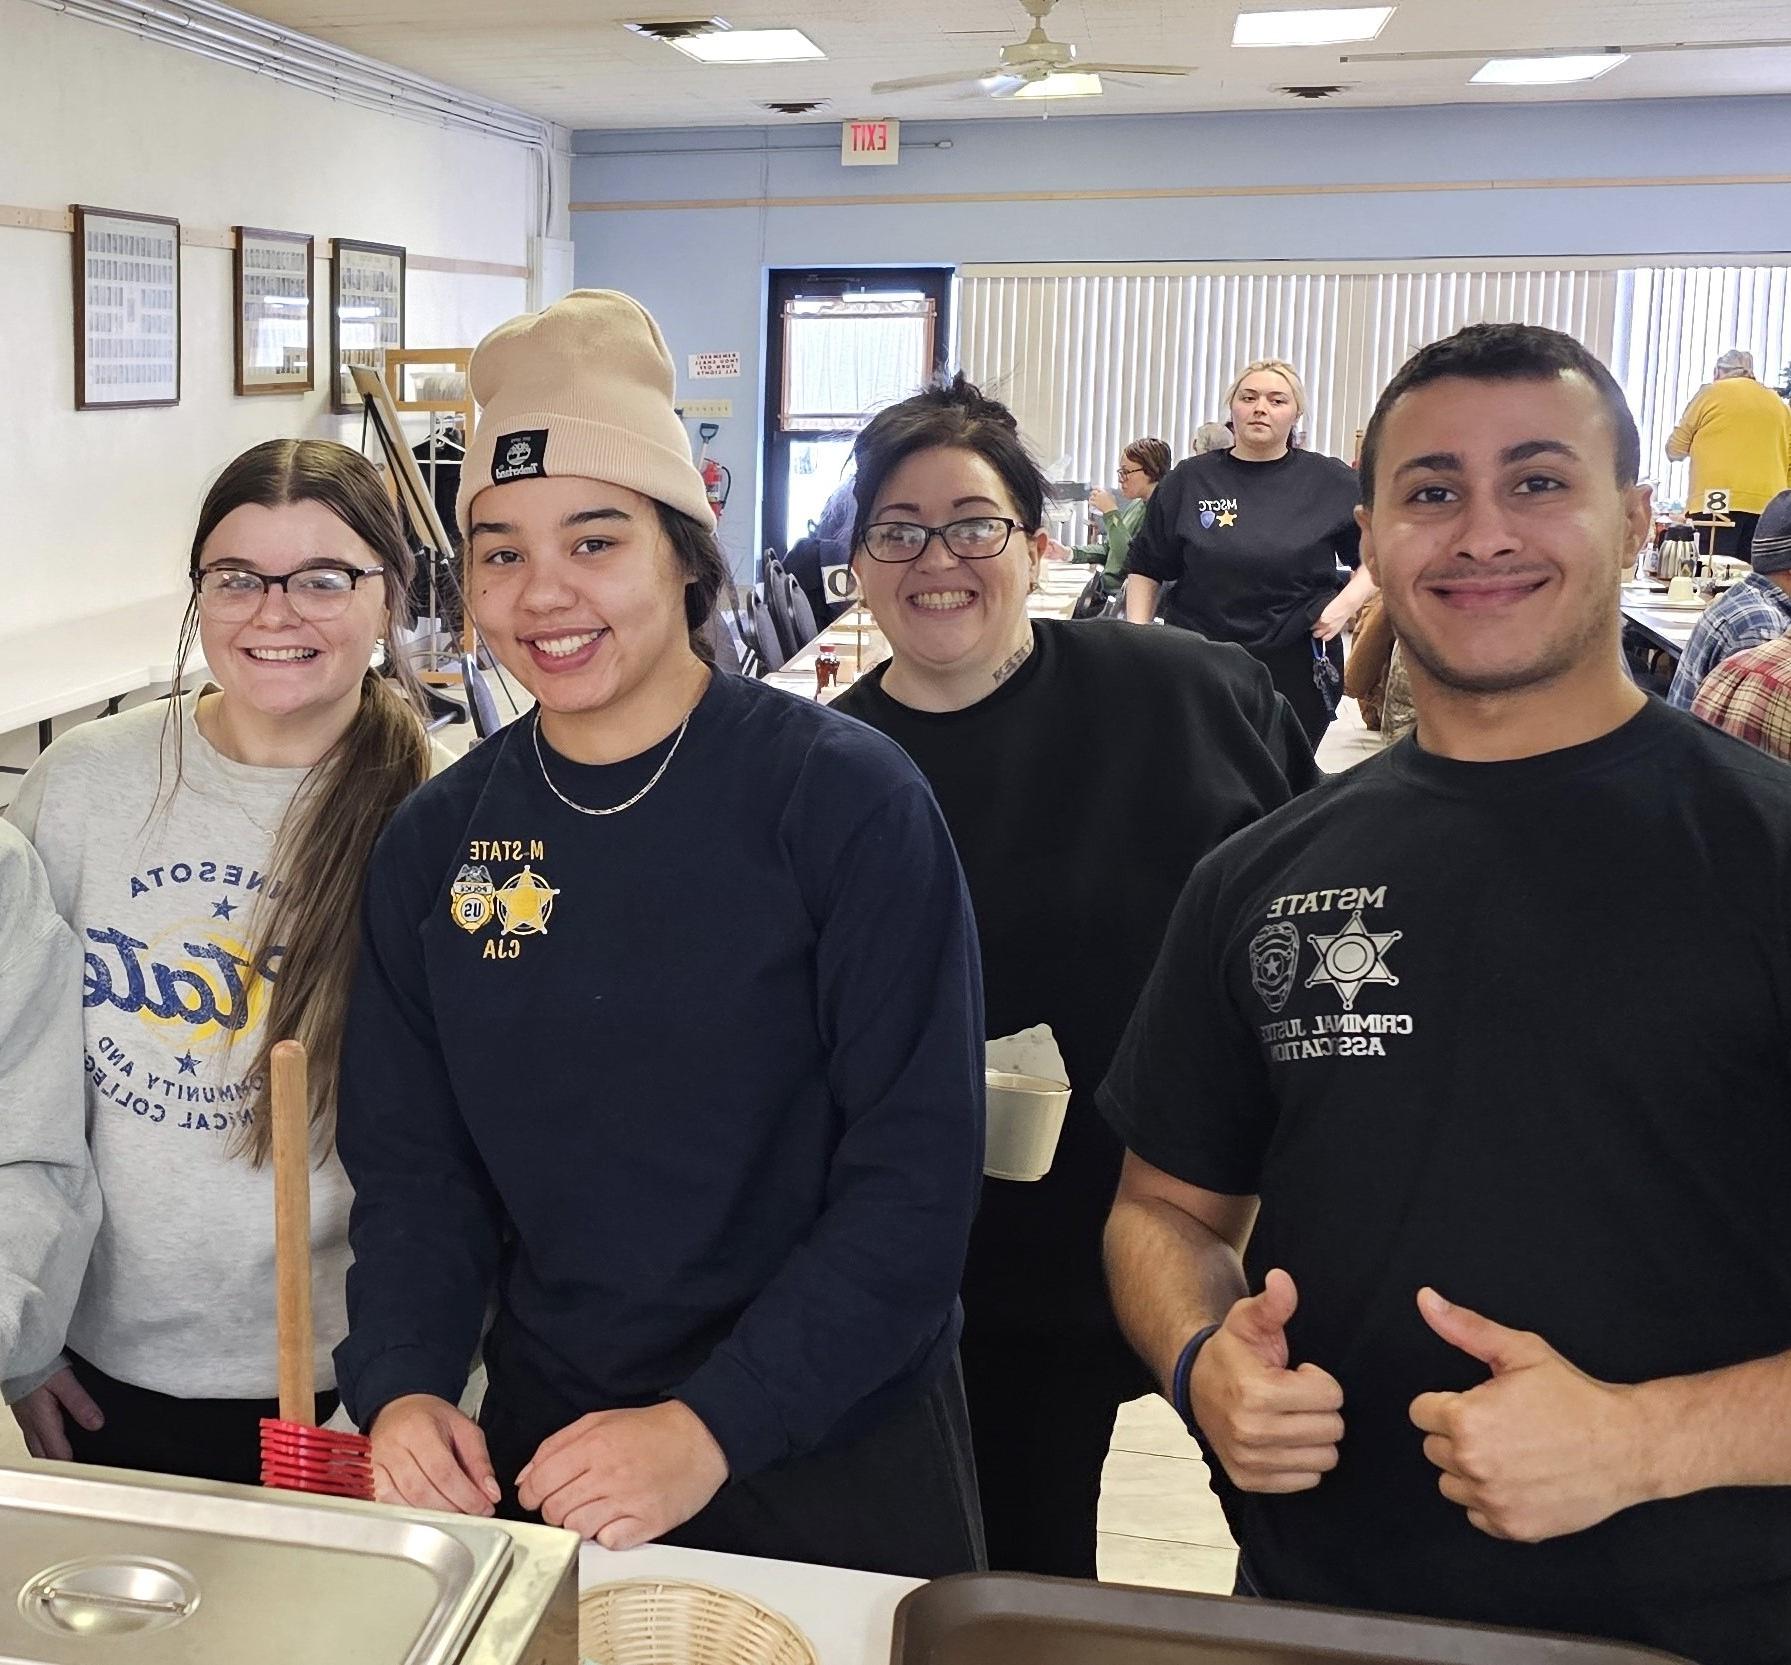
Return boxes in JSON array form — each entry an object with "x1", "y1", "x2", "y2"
[
  {"x1": 958, "y1": 260, "x2": 1791, "y2": 512},
  {"x1": 1614, "y1": 264, "x2": 1791, "y2": 509}
]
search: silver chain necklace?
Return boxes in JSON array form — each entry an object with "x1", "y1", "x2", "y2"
[{"x1": 531, "y1": 707, "x2": 692, "y2": 817}]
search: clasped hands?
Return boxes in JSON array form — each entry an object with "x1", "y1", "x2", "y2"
[
  {"x1": 369, "y1": 1394, "x2": 728, "y2": 1547},
  {"x1": 1188, "y1": 1269, "x2": 1649, "y2": 1542}
]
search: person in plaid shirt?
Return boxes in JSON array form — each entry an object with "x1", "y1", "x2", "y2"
[
  {"x1": 1667, "y1": 487, "x2": 1791, "y2": 708},
  {"x1": 1694, "y1": 630, "x2": 1791, "y2": 761}
]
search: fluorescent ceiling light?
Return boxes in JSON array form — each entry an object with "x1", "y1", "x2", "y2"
[
  {"x1": 670, "y1": 28, "x2": 824, "y2": 64},
  {"x1": 1471, "y1": 53, "x2": 1628, "y2": 84},
  {"x1": 1233, "y1": 7, "x2": 1394, "y2": 48},
  {"x1": 1013, "y1": 71, "x2": 1104, "y2": 98}
]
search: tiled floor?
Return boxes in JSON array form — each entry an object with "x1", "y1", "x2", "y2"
[{"x1": 1099, "y1": 1394, "x2": 1237, "y2": 1591}]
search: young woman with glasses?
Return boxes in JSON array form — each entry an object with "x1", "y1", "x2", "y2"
[
  {"x1": 833, "y1": 375, "x2": 1317, "y2": 1579},
  {"x1": 6, "y1": 438, "x2": 444, "y2": 1481},
  {"x1": 331, "y1": 292, "x2": 985, "y2": 1578}
]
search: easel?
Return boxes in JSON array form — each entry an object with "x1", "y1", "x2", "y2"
[{"x1": 354, "y1": 354, "x2": 475, "y2": 687}]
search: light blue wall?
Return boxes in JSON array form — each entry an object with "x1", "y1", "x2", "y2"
[{"x1": 572, "y1": 97, "x2": 1791, "y2": 567}]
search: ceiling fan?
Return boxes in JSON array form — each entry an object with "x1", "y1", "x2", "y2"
[{"x1": 871, "y1": 0, "x2": 1195, "y2": 98}]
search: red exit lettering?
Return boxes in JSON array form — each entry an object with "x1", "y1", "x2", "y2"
[{"x1": 852, "y1": 122, "x2": 887, "y2": 152}]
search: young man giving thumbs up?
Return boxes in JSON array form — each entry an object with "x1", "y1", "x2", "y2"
[{"x1": 1099, "y1": 325, "x2": 1791, "y2": 1665}]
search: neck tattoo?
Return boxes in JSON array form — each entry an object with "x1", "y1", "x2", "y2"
[{"x1": 992, "y1": 633, "x2": 1034, "y2": 687}]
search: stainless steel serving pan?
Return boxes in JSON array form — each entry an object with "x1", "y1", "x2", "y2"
[{"x1": 0, "y1": 1461, "x2": 572, "y2": 1665}]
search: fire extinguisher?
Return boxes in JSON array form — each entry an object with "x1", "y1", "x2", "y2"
[{"x1": 697, "y1": 421, "x2": 731, "y2": 523}]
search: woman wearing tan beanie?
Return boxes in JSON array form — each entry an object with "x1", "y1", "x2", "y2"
[{"x1": 331, "y1": 290, "x2": 986, "y2": 1577}]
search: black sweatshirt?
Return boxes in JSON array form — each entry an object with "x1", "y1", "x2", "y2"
[
  {"x1": 835, "y1": 620, "x2": 1316, "y2": 1345},
  {"x1": 333, "y1": 671, "x2": 986, "y2": 1479},
  {"x1": 1129, "y1": 448, "x2": 1362, "y2": 651}
]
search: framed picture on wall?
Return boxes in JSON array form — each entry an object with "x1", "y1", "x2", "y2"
[
  {"x1": 330, "y1": 237, "x2": 405, "y2": 413},
  {"x1": 71, "y1": 204, "x2": 181, "y2": 410},
  {"x1": 234, "y1": 226, "x2": 314, "y2": 396}
]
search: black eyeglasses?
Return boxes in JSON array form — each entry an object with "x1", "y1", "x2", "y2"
[
  {"x1": 193, "y1": 563, "x2": 385, "y2": 622},
  {"x1": 860, "y1": 517, "x2": 1022, "y2": 564}
]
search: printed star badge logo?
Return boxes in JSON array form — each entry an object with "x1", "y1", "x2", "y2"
[
  {"x1": 212, "y1": 896, "x2": 237, "y2": 920},
  {"x1": 176, "y1": 1051, "x2": 200, "y2": 1076},
  {"x1": 1304, "y1": 909, "x2": 1400, "y2": 1011},
  {"x1": 495, "y1": 865, "x2": 559, "y2": 936},
  {"x1": 1216, "y1": 509, "x2": 1238, "y2": 528}
]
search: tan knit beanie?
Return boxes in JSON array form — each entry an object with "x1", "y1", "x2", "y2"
[{"x1": 455, "y1": 289, "x2": 711, "y2": 537}]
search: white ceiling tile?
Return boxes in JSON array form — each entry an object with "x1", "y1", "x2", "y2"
[{"x1": 225, "y1": 0, "x2": 1791, "y2": 127}]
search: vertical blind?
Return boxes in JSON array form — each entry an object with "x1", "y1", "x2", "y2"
[
  {"x1": 958, "y1": 260, "x2": 1791, "y2": 508},
  {"x1": 1614, "y1": 265, "x2": 1791, "y2": 506}
]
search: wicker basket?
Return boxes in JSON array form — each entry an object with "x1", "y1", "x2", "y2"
[{"x1": 578, "y1": 1579, "x2": 818, "y2": 1665}]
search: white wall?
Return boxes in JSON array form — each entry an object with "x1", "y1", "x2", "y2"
[{"x1": 0, "y1": 0, "x2": 545, "y2": 653}]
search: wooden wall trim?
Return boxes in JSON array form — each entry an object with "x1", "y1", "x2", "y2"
[
  {"x1": 570, "y1": 171, "x2": 1791, "y2": 215},
  {"x1": 1, "y1": 204, "x2": 526, "y2": 277}
]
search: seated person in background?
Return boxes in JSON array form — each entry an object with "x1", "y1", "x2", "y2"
[
  {"x1": 783, "y1": 477, "x2": 856, "y2": 625},
  {"x1": 1667, "y1": 488, "x2": 1791, "y2": 708},
  {"x1": 1693, "y1": 629, "x2": 1791, "y2": 763},
  {"x1": 1101, "y1": 323, "x2": 1791, "y2": 1665},
  {"x1": 1048, "y1": 438, "x2": 1170, "y2": 597},
  {"x1": 1191, "y1": 421, "x2": 1235, "y2": 456},
  {"x1": 0, "y1": 822, "x2": 97, "y2": 1398},
  {"x1": 1341, "y1": 593, "x2": 1415, "y2": 744}
]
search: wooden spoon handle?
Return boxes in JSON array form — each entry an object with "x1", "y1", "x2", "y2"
[{"x1": 270, "y1": 1040, "x2": 315, "y2": 1428}]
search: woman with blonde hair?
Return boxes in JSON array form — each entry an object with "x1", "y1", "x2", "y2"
[
  {"x1": 7, "y1": 438, "x2": 443, "y2": 1482},
  {"x1": 1126, "y1": 359, "x2": 1374, "y2": 744}
]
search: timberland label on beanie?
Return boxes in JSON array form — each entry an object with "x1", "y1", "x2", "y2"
[
  {"x1": 493, "y1": 429, "x2": 549, "y2": 484},
  {"x1": 455, "y1": 288, "x2": 712, "y2": 535}
]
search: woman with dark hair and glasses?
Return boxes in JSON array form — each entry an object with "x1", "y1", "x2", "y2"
[
  {"x1": 832, "y1": 373, "x2": 1317, "y2": 1580},
  {"x1": 1048, "y1": 437, "x2": 1172, "y2": 599},
  {"x1": 6, "y1": 438, "x2": 445, "y2": 1480},
  {"x1": 332, "y1": 292, "x2": 986, "y2": 1578}
]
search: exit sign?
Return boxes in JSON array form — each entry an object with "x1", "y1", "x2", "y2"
[{"x1": 841, "y1": 118, "x2": 900, "y2": 166}]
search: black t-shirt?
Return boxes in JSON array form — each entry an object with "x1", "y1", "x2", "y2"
[
  {"x1": 1099, "y1": 699, "x2": 1791, "y2": 1665},
  {"x1": 835, "y1": 620, "x2": 1317, "y2": 1356},
  {"x1": 1129, "y1": 448, "x2": 1362, "y2": 652}
]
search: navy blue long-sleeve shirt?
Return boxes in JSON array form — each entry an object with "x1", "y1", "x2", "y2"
[{"x1": 333, "y1": 670, "x2": 985, "y2": 1480}]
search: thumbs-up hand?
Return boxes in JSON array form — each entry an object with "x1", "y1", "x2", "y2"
[
  {"x1": 1189, "y1": 1269, "x2": 1345, "y2": 1494},
  {"x1": 1409, "y1": 1287, "x2": 1647, "y2": 1543}
]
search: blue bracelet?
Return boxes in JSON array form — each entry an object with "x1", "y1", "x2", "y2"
[{"x1": 1171, "y1": 1323, "x2": 1222, "y2": 1433}]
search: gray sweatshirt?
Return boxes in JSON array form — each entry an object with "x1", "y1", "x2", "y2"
[
  {"x1": 8, "y1": 695, "x2": 354, "y2": 1398},
  {"x1": 0, "y1": 821, "x2": 99, "y2": 1399}
]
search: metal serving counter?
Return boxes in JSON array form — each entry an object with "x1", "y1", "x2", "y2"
[{"x1": 0, "y1": 1461, "x2": 577, "y2": 1665}]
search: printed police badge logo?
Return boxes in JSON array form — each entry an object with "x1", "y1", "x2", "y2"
[
  {"x1": 449, "y1": 865, "x2": 496, "y2": 933},
  {"x1": 1248, "y1": 920, "x2": 1300, "y2": 1014},
  {"x1": 495, "y1": 865, "x2": 558, "y2": 936},
  {"x1": 1200, "y1": 509, "x2": 1216, "y2": 530}
]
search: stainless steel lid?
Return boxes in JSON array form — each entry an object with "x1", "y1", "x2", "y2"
[{"x1": 0, "y1": 1462, "x2": 514, "y2": 1665}]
